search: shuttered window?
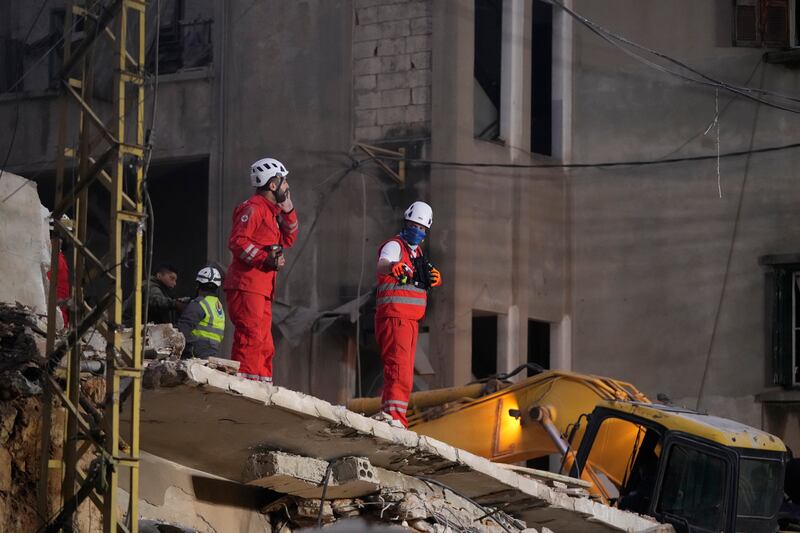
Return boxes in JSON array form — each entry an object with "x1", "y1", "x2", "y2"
[{"x1": 734, "y1": 0, "x2": 790, "y2": 48}]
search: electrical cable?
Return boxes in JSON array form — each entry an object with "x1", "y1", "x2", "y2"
[
  {"x1": 653, "y1": 57, "x2": 764, "y2": 163},
  {"x1": 141, "y1": 0, "x2": 162, "y2": 333},
  {"x1": 281, "y1": 156, "x2": 379, "y2": 285},
  {"x1": 695, "y1": 57, "x2": 765, "y2": 412},
  {"x1": 545, "y1": 0, "x2": 800, "y2": 111},
  {"x1": 317, "y1": 461, "x2": 335, "y2": 528},
  {"x1": 371, "y1": 137, "x2": 800, "y2": 171},
  {"x1": 355, "y1": 172, "x2": 367, "y2": 398}
]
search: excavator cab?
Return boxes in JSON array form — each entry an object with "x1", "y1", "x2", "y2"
[
  {"x1": 355, "y1": 369, "x2": 788, "y2": 533},
  {"x1": 572, "y1": 405, "x2": 786, "y2": 533}
]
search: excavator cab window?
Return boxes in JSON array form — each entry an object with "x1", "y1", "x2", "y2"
[
  {"x1": 581, "y1": 415, "x2": 663, "y2": 511},
  {"x1": 655, "y1": 441, "x2": 730, "y2": 533}
]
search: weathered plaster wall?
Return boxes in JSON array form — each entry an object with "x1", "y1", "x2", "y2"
[
  {"x1": 569, "y1": 0, "x2": 800, "y2": 426},
  {"x1": 429, "y1": 0, "x2": 568, "y2": 387}
]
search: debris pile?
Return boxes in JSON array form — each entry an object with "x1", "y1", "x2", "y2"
[
  {"x1": 0, "y1": 303, "x2": 58, "y2": 531},
  {"x1": 0, "y1": 303, "x2": 47, "y2": 400},
  {"x1": 253, "y1": 450, "x2": 521, "y2": 532}
]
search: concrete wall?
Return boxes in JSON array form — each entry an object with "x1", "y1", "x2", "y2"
[
  {"x1": 352, "y1": 0, "x2": 432, "y2": 141},
  {"x1": 568, "y1": 0, "x2": 800, "y2": 426},
  {"x1": 428, "y1": 0, "x2": 569, "y2": 387}
]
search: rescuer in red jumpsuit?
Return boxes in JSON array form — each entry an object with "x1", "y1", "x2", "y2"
[
  {"x1": 47, "y1": 214, "x2": 72, "y2": 328},
  {"x1": 224, "y1": 157, "x2": 298, "y2": 382},
  {"x1": 375, "y1": 201, "x2": 441, "y2": 427}
]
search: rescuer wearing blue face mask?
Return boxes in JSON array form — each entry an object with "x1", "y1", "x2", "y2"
[{"x1": 373, "y1": 201, "x2": 442, "y2": 428}]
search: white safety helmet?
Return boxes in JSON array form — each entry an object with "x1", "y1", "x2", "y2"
[
  {"x1": 196, "y1": 266, "x2": 222, "y2": 287},
  {"x1": 404, "y1": 201, "x2": 433, "y2": 229},
  {"x1": 48, "y1": 213, "x2": 73, "y2": 232},
  {"x1": 250, "y1": 157, "x2": 288, "y2": 188}
]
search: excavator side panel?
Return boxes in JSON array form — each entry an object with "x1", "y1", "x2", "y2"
[{"x1": 411, "y1": 372, "x2": 644, "y2": 464}]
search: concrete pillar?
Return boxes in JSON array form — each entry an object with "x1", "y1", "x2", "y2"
[
  {"x1": 552, "y1": 0, "x2": 574, "y2": 162},
  {"x1": 551, "y1": 315, "x2": 572, "y2": 370},
  {"x1": 500, "y1": 0, "x2": 527, "y2": 150},
  {"x1": 497, "y1": 306, "x2": 521, "y2": 379}
]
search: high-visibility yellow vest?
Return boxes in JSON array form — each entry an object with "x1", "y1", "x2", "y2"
[{"x1": 190, "y1": 295, "x2": 225, "y2": 344}]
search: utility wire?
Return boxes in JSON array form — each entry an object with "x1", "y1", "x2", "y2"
[
  {"x1": 355, "y1": 171, "x2": 367, "y2": 398},
  {"x1": 695, "y1": 62, "x2": 766, "y2": 411},
  {"x1": 372, "y1": 139, "x2": 800, "y2": 170},
  {"x1": 545, "y1": 0, "x2": 800, "y2": 112}
]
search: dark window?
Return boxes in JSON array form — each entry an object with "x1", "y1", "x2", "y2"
[
  {"x1": 472, "y1": 314, "x2": 497, "y2": 379},
  {"x1": 736, "y1": 457, "x2": 784, "y2": 532},
  {"x1": 474, "y1": 0, "x2": 502, "y2": 140},
  {"x1": 527, "y1": 319, "x2": 550, "y2": 375},
  {"x1": 0, "y1": 38, "x2": 24, "y2": 92},
  {"x1": 734, "y1": 0, "x2": 790, "y2": 48},
  {"x1": 761, "y1": 256, "x2": 800, "y2": 388},
  {"x1": 657, "y1": 444, "x2": 728, "y2": 532},
  {"x1": 531, "y1": 0, "x2": 553, "y2": 155},
  {"x1": 146, "y1": 0, "x2": 213, "y2": 75}
]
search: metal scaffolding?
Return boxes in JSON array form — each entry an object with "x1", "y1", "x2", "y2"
[{"x1": 38, "y1": 0, "x2": 147, "y2": 531}]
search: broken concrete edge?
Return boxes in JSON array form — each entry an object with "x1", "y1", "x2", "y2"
[
  {"x1": 248, "y1": 451, "x2": 518, "y2": 532},
  {"x1": 145, "y1": 360, "x2": 668, "y2": 532}
]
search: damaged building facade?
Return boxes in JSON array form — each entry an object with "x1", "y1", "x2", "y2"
[{"x1": 3, "y1": 0, "x2": 800, "y2": 460}]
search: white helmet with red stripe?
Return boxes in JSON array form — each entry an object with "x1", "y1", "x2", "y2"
[
  {"x1": 404, "y1": 201, "x2": 432, "y2": 229},
  {"x1": 250, "y1": 157, "x2": 288, "y2": 188}
]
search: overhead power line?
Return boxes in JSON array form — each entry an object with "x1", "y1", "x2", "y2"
[
  {"x1": 544, "y1": 0, "x2": 800, "y2": 114},
  {"x1": 369, "y1": 140, "x2": 800, "y2": 171}
]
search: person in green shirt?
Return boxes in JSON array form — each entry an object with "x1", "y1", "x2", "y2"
[{"x1": 123, "y1": 263, "x2": 185, "y2": 326}]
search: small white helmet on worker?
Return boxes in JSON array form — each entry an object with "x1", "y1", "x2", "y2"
[
  {"x1": 196, "y1": 266, "x2": 223, "y2": 287},
  {"x1": 404, "y1": 201, "x2": 432, "y2": 229},
  {"x1": 250, "y1": 157, "x2": 288, "y2": 188}
]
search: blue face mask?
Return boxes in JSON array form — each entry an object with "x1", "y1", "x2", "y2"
[{"x1": 400, "y1": 226, "x2": 426, "y2": 246}]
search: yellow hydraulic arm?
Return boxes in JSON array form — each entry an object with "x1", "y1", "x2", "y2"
[{"x1": 349, "y1": 370, "x2": 649, "y2": 501}]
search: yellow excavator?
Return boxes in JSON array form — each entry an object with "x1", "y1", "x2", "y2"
[{"x1": 348, "y1": 367, "x2": 788, "y2": 533}]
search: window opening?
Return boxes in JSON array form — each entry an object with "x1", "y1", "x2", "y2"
[
  {"x1": 474, "y1": 0, "x2": 503, "y2": 140},
  {"x1": 531, "y1": 0, "x2": 553, "y2": 155},
  {"x1": 472, "y1": 313, "x2": 498, "y2": 379}
]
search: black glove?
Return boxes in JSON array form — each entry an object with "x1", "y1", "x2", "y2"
[
  {"x1": 261, "y1": 245, "x2": 284, "y2": 271},
  {"x1": 411, "y1": 255, "x2": 434, "y2": 290}
]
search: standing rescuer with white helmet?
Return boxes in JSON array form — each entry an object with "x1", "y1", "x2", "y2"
[
  {"x1": 374, "y1": 201, "x2": 442, "y2": 428},
  {"x1": 177, "y1": 266, "x2": 226, "y2": 359},
  {"x1": 224, "y1": 157, "x2": 299, "y2": 382}
]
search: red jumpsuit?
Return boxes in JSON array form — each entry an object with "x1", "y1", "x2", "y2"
[
  {"x1": 375, "y1": 237, "x2": 427, "y2": 427},
  {"x1": 224, "y1": 194, "x2": 298, "y2": 382},
  {"x1": 47, "y1": 251, "x2": 70, "y2": 327}
]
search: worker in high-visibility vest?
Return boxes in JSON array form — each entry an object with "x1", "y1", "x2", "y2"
[
  {"x1": 374, "y1": 201, "x2": 442, "y2": 428},
  {"x1": 177, "y1": 266, "x2": 226, "y2": 359}
]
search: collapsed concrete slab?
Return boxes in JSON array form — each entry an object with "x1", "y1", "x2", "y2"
[
  {"x1": 245, "y1": 452, "x2": 380, "y2": 499},
  {"x1": 132, "y1": 360, "x2": 671, "y2": 532}
]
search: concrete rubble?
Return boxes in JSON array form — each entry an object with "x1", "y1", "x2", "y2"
[{"x1": 135, "y1": 359, "x2": 673, "y2": 532}]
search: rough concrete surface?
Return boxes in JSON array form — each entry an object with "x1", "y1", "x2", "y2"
[
  {"x1": 117, "y1": 451, "x2": 270, "y2": 533},
  {"x1": 131, "y1": 361, "x2": 671, "y2": 532}
]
